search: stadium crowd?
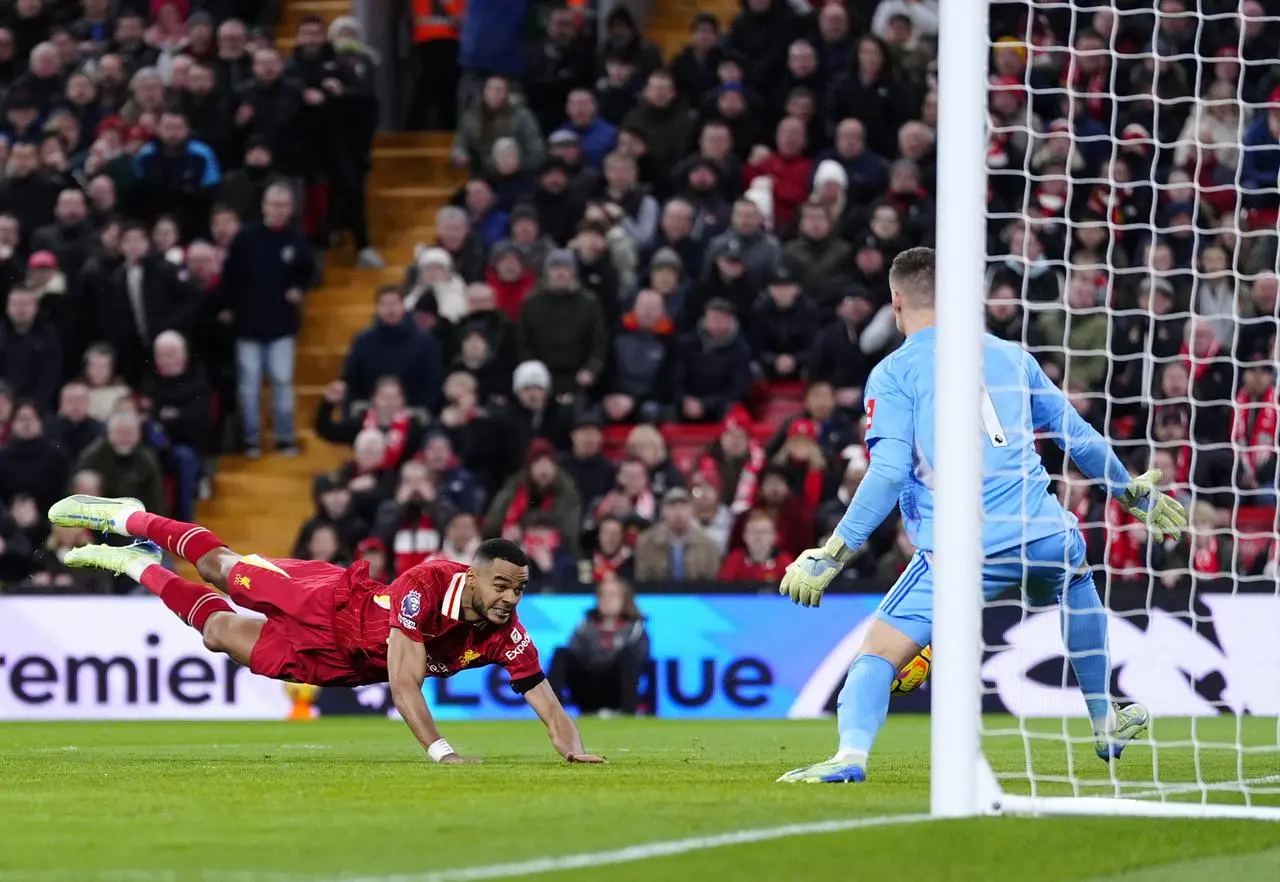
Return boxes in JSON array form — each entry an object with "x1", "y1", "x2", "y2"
[
  {"x1": 0, "y1": 0, "x2": 381, "y2": 592},
  {"x1": 6, "y1": 0, "x2": 1280, "y2": 598},
  {"x1": 299, "y1": 0, "x2": 1280, "y2": 594}
]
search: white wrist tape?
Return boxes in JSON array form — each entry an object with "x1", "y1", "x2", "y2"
[{"x1": 427, "y1": 738, "x2": 456, "y2": 763}]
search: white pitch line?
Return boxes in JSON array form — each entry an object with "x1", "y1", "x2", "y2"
[
  {"x1": 327, "y1": 812, "x2": 935, "y2": 882},
  {"x1": 0, "y1": 813, "x2": 935, "y2": 882}
]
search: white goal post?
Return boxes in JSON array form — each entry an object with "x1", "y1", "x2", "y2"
[{"x1": 932, "y1": 1, "x2": 1280, "y2": 821}]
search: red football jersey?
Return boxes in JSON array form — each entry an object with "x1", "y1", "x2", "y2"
[{"x1": 334, "y1": 558, "x2": 542, "y2": 687}]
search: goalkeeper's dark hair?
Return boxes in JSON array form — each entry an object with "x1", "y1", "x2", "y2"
[
  {"x1": 474, "y1": 538, "x2": 529, "y2": 569},
  {"x1": 889, "y1": 246, "x2": 935, "y2": 308}
]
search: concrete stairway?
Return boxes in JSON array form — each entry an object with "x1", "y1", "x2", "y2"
[
  {"x1": 191, "y1": 0, "x2": 735, "y2": 559},
  {"x1": 192, "y1": 0, "x2": 464, "y2": 557}
]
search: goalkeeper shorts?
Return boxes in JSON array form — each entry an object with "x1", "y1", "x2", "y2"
[{"x1": 874, "y1": 530, "x2": 1095, "y2": 647}]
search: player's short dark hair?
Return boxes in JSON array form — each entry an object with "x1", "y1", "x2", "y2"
[
  {"x1": 120, "y1": 221, "x2": 149, "y2": 240},
  {"x1": 889, "y1": 246, "x2": 935, "y2": 307},
  {"x1": 375, "y1": 283, "x2": 403, "y2": 301},
  {"x1": 474, "y1": 538, "x2": 529, "y2": 569},
  {"x1": 298, "y1": 14, "x2": 326, "y2": 30}
]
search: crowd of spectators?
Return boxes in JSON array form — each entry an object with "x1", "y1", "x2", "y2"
[
  {"x1": 0, "y1": 0, "x2": 382, "y2": 592},
  {"x1": 302, "y1": 0, "x2": 1280, "y2": 593}
]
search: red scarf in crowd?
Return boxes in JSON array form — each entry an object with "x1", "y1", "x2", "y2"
[
  {"x1": 1180, "y1": 336, "x2": 1222, "y2": 383},
  {"x1": 699, "y1": 442, "x2": 766, "y2": 514},
  {"x1": 792, "y1": 459, "x2": 825, "y2": 511},
  {"x1": 1085, "y1": 183, "x2": 1125, "y2": 229},
  {"x1": 363, "y1": 407, "x2": 411, "y2": 469},
  {"x1": 503, "y1": 481, "x2": 555, "y2": 536},
  {"x1": 1193, "y1": 534, "x2": 1223, "y2": 576},
  {"x1": 393, "y1": 513, "x2": 441, "y2": 576},
  {"x1": 592, "y1": 546, "x2": 633, "y2": 582},
  {"x1": 1104, "y1": 498, "x2": 1145, "y2": 575},
  {"x1": 1066, "y1": 58, "x2": 1108, "y2": 122},
  {"x1": 1232, "y1": 387, "x2": 1278, "y2": 473}
]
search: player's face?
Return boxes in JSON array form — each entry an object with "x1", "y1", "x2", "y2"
[{"x1": 469, "y1": 560, "x2": 527, "y2": 625}]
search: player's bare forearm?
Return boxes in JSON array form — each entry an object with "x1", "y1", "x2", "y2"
[
  {"x1": 524, "y1": 680, "x2": 606, "y2": 763},
  {"x1": 386, "y1": 629, "x2": 443, "y2": 752}
]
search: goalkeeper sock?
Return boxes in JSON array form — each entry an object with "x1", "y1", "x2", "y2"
[
  {"x1": 1060, "y1": 578, "x2": 1112, "y2": 730},
  {"x1": 836, "y1": 654, "x2": 896, "y2": 759},
  {"x1": 123, "y1": 512, "x2": 227, "y2": 565}
]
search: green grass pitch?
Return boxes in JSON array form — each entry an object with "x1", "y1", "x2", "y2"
[{"x1": 2, "y1": 716, "x2": 1280, "y2": 881}]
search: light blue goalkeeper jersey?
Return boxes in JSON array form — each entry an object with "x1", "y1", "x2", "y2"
[{"x1": 837, "y1": 326, "x2": 1131, "y2": 556}]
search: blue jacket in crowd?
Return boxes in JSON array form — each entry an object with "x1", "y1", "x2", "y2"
[
  {"x1": 1241, "y1": 114, "x2": 1280, "y2": 209},
  {"x1": 342, "y1": 317, "x2": 444, "y2": 411},
  {"x1": 460, "y1": 0, "x2": 528, "y2": 76},
  {"x1": 222, "y1": 220, "x2": 316, "y2": 341}
]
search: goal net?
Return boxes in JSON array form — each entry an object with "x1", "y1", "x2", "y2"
[{"x1": 933, "y1": 0, "x2": 1280, "y2": 819}]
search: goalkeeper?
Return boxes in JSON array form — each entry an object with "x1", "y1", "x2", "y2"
[{"x1": 777, "y1": 247, "x2": 1187, "y2": 784}]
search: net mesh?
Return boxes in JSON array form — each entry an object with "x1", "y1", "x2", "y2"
[{"x1": 979, "y1": 0, "x2": 1280, "y2": 808}]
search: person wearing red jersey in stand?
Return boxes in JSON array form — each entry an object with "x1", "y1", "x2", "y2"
[
  {"x1": 47, "y1": 494, "x2": 605, "y2": 765},
  {"x1": 718, "y1": 509, "x2": 793, "y2": 582}
]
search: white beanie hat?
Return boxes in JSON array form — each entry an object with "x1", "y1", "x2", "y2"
[
  {"x1": 418, "y1": 247, "x2": 453, "y2": 271},
  {"x1": 513, "y1": 360, "x2": 552, "y2": 393},
  {"x1": 814, "y1": 159, "x2": 849, "y2": 189}
]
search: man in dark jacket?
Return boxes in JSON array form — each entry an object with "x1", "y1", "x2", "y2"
[
  {"x1": 179, "y1": 62, "x2": 233, "y2": 165},
  {"x1": 598, "y1": 6, "x2": 662, "y2": 80},
  {"x1": 0, "y1": 287, "x2": 61, "y2": 410},
  {"x1": 0, "y1": 142, "x2": 59, "y2": 252},
  {"x1": 222, "y1": 183, "x2": 315, "y2": 457},
  {"x1": 642, "y1": 198, "x2": 705, "y2": 279},
  {"x1": 31, "y1": 189, "x2": 95, "y2": 289},
  {"x1": 675, "y1": 298, "x2": 751, "y2": 423},
  {"x1": 807, "y1": 290, "x2": 876, "y2": 412},
  {"x1": 560, "y1": 408, "x2": 616, "y2": 510},
  {"x1": 341, "y1": 285, "x2": 444, "y2": 411},
  {"x1": 214, "y1": 18, "x2": 254, "y2": 104},
  {"x1": 603, "y1": 289, "x2": 678, "y2": 424},
  {"x1": 517, "y1": 249, "x2": 608, "y2": 398},
  {"x1": 49, "y1": 380, "x2": 103, "y2": 460},
  {"x1": 0, "y1": 401, "x2": 69, "y2": 512},
  {"x1": 132, "y1": 110, "x2": 222, "y2": 237},
  {"x1": 726, "y1": 0, "x2": 802, "y2": 91},
  {"x1": 523, "y1": 7, "x2": 597, "y2": 137},
  {"x1": 233, "y1": 48, "x2": 304, "y2": 179},
  {"x1": 751, "y1": 264, "x2": 821, "y2": 381},
  {"x1": 139, "y1": 331, "x2": 213, "y2": 521},
  {"x1": 217, "y1": 138, "x2": 275, "y2": 224},
  {"x1": 74, "y1": 410, "x2": 167, "y2": 515},
  {"x1": 782, "y1": 201, "x2": 854, "y2": 301},
  {"x1": 670, "y1": 13, "x2": 723, "y2": 105},
  {"x1": 621, "y1": 70, "x2": 695, "y2": 177},
  {"x1": 103, "y1": 224, "x2": 200, "y2": 385}
]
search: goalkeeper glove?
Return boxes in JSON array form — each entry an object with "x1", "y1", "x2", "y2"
[
  {"x1": 1118, "y1": 468, "x2": 1188, "y2": 542},
  {"x1": 779, "y1": 535, "x2": 856, "y2": 608}
]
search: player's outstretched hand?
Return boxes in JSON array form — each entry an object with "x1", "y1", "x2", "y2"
[
  {"x1": 1119, "y1": 469, "x2": 1188, "y2": 542},
  {"x1": 439, "y1": 753, "x2": 482, "y2": 765},
  {"x1": 567, "y1": 753, "x2": 608, "y2": 764}
]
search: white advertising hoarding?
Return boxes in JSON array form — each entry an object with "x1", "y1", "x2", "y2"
[{"x1": 0, "y1": 598, "x2": 290, "y2": 720}]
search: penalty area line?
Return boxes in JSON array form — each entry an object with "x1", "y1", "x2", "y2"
[{"x1": 329, "y1": 812, "x2": 936, "y2": 882}]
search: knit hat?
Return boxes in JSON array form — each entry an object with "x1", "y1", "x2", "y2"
[
  {"x1": 813, "y1": 159, "x2": 848, "y2": 190},
  {"x1": 650, "y1": 247, "x2": 683, "y2": 272},
  {"x1": 525, "y1": 437, "x2": 557, "y2": 467},
  {"x1": 546, "y1": 248, "x2": 577, "y2": 271},
  {"x1": 417, "y1": 247, "x2": 452, "y2": 270},
  {"x1": 513, "y1": 360, "x2": 552, "y2": 392}
]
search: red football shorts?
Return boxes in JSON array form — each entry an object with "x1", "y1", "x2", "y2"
[{"x1": 226, "y1": 555, "x2": 363, "y2": 687}]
